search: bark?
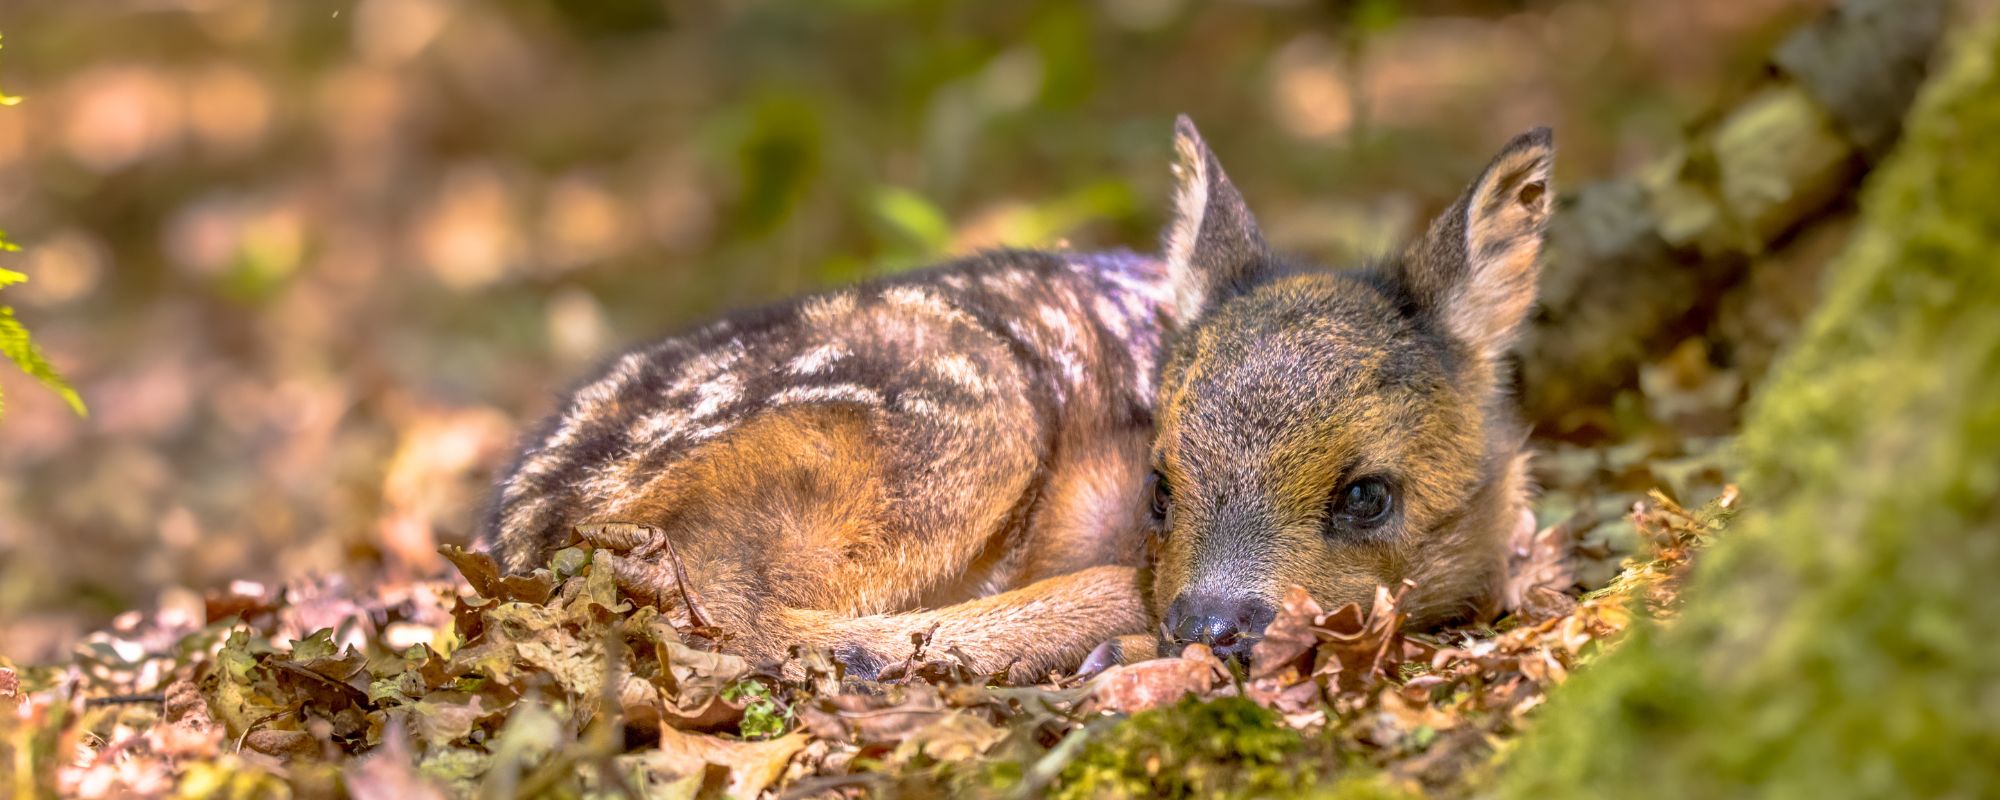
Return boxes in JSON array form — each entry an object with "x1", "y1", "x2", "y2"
[
  {"x1": 1520, "y1": 0, "x2": 1946, "y2": 433},
  {"x1": 1501, "y1": 7, "x2": 2000, "y2": 796}
]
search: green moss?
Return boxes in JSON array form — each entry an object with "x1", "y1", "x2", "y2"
[
  {"x1": 1054, "y1": 697, "x2": 1316, "y2": 799},
  {"x1": 1502, "y1": 17, "x2": 2000, "y2": 799}
]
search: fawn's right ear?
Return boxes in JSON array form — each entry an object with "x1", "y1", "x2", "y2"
[{"x1": 1164, "y1": 115, "x2": 1272, "y2": 323}]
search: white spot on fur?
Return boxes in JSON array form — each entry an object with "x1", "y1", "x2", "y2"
[
  {"x1": 689, "y1": 373, "x2": 742, "y2": 419},
  {"x1": 788, "y1": 342, "x2": 850, "y2": 375},
  {"x1": 630, "y1": 408, "x2": 691, "y2": 441},
  {"x1": 498, "y1": 494, "x2": 551, "y2": 551},
  {"x1": 667, "y1": 339, "x2": 746, "y2": 396},
  {"x1": 898, "y1": 391, "x2": 941, "y2": 415},
  {"x1": 684, "y1": 422, "x2": 733, "y2": 443},
  {"x1": 1038, "y1": 304, "x2": 1080, "y2": 347},
  {"x1": 771, "y1": 384, "x2": 883, "y2": 406},
  {"x1": 978, "y1": 270, "x2": 1034, "y2": 296},
  {"x1": 579, "y1": 460, "x2": 636, "y2": 507},
  {"x1": 543, "y1": 351, "x2": 648, "y2": 451},
  {"x1": 930, "y1": 354, "x2": 992, "y2": 395},
  {"x1": 1038, "y1": 304, "x2": 1087, "y2": 397},
  {"x1": 1093, "y1": 296, "x2": 1131, "y2": 342}
]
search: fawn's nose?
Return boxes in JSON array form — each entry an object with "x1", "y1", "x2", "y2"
[{"x1": 1164, "y1": 593, "x2": 1276, "y2": 662}]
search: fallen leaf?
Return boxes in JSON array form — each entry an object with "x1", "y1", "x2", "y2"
[
  {"x1": 1505, "y1": 507, "x2": 1579, "y2": 618},
  {"x1": 888, "y1": 711, "x2": 1008, "y2": 765},
  {"x1": 1312, "y1": 583, "x2": 1408, "y2": 692},
  {"x1": 1083, "y1": 644, "x2": 1226, "y2": 714},
  {"x1": 439, "y1": 545, "x2": 556, "y2": 604},
  {"x1": 1249, "y1": 586, "x2": 1324, "y2": 681},
  {"x1": 346, "y1": 720, "x2": 449, "y2": 800},
  {"x1": 243, "y1": 728, "x2": 319, "y2": 760},
  {"x1": 624, "y1": 728, "x2": 808, "y2": 800},
  {"x1": 799, "y1": 684, "x2": 952, "y2": 744}
]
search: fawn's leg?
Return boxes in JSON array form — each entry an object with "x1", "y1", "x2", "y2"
[{"x1": 778, "y1": 564, "x2": 1151, "y2": 682}]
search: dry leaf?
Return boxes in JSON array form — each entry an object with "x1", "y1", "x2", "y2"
[
  {"x1": 627, "y1": 727, "x2": 809, "y2": 800},
  {"x1": 1083, "y1": 644, "x2": 1226, "y2": 714}
]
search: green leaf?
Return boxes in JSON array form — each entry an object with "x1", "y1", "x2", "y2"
[
  {"x1": 871, "y1": 186, "x2": 954, "y2": 254},
  {"x1": 0, "y1": 306, "x2": 86, "y2": 417}
]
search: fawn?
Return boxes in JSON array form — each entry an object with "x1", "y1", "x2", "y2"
[
  {"x1": 1144, "y1": 120, "x2": 1548, "y2": 661},
  {"x1": 481, "y1": 117, "x2": 1552, "y2": 677}
]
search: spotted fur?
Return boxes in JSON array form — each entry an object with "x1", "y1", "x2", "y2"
[{"x1": 483, "y1": 249, "x2": 1174, "y2": 679}]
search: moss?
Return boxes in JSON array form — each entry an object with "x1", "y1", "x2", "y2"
[
  {"x1": 1053, "y1": 697, "x2": 1318, "y2": 800},
  {"x1": 1501, "y1": 15, "x2": 2000, "y2": 799}
]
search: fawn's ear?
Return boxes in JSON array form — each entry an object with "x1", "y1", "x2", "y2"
[
  {"x1": 1402, "y1": 128, "x2": 1555, "y2": 360},
  {"x1": 1164, "y1": 115, "x2": 1271, "y2": 323}
]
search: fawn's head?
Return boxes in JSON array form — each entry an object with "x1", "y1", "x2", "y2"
[{"x1": 1148, "y1": 117, "x2": 1553, "y2": 659}]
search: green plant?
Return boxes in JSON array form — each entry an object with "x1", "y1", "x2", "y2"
[
  {"x1": 0, "y1": 33, "x2": 83, "y2": 418},
  {"x1": 723, "y1": 678, "x2": 790, "y2": 740}
]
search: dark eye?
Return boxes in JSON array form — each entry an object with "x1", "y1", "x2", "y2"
[
  {"x1": 1147, "y1": 471, "x2": 1172, "y2": 526},
  {"x1": 1331, "y1": 477, "x2": 1396, "y2": 529}
]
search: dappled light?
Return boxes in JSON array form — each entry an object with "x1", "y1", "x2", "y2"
[{"x1": 1, "y1": 0, "x2": 1988, "y2": 796}]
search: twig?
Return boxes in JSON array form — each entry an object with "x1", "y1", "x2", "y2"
[
  {"x1": 656, "y1": 526, "x2": 714, "y2": 631},
  {"x1": 82, "y1": 693, "x2": 165, "y2": 707}
]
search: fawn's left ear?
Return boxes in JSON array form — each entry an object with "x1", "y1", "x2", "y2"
[
  {"x1": 1164, "y1": 115, "x2": 1272, "y2": 323},
  {"x1": 1402, "y1": 128, "x2": 1555, "y2": 361}
]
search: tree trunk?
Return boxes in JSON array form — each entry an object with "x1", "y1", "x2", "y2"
[
  {"x1": 1519, "y1": 0, "x2": 1945, "y2": 435},
  {"x1": 1500, "y1": 6, "x2": 2000, "y2": 797}
]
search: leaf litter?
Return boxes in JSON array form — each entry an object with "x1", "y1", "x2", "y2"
[{"x1": 1, "y1": 478, "x2": 1737, "y2": 799}]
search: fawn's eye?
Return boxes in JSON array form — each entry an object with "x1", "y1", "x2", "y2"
[
  {"x1": 1147, "y1": 471, "x2": 1172, "y2": 526},
  {"x1": 1330, "y1": 477, "x2": 1396, "y2": 530}
]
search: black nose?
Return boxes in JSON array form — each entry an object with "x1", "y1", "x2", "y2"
[{"x1": 1164, "y1": 594, "x2": 1275, "y2": 662}]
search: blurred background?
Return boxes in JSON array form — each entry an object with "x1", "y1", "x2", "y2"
[{"x1": 0, "y1": 0, "x2": 1829, "y2": 661}]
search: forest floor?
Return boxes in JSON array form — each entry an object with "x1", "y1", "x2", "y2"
[{"x1": 1, "y1": 429, "x2": 1740, "y2": 799}]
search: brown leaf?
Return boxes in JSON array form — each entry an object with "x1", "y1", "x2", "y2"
[
  {"x1": 798, "y1": 684, "x2": 951, "y2": 744},
  {"x1": 1083, "y1": 644, "x2": 1226, "y2": 714},
  {"x1": 406, "y1": 691, "x2": 492, "y2": 746},
  {"x1": 1249, "y1": 586, "x2": 1323, "y2": 681},
  {"x1": 1245, "y1": 678, "x2": 1325, "y2": 729},
  {"x1": 655, "y1": 640, "x2": 753, "y2": 726},
  {"x1": 439, "y1": 544, "x2": 555, "y2": 604},
  {"x1": 155, "y1": 675, "x2": 222, "y2": 758},
  {"x1": 1312, "y1": 583, "x2": 1408, "y2": 693},
  {"x1": 243, "y1": 728, "x2": 319, "y2": 760},
  {"x1": 1504, "y1": 508, "x2": 1578, "y2": 618},
  {"x1": 346, "y1": 720, "x2": 450, "y2": 800},
  {"x1": 888, "y1": 712, "x2": 1008, "y2": 765},
  {"x1": 624, "y1": 728, "x2": 809, "y2": 800}
]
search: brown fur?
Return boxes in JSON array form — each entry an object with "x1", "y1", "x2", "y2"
[
  {"x1": 482, "y1": 119, "x2": 1554, "y2": 676},
  {"x1": 483, "y1": 250, "x2": 1169, "y2": 680},
  {"x1": 1148, "y1": 119, "x2": 1553, "y2": 652}
]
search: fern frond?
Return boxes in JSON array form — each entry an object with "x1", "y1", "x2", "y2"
[{"x1": 0, "y1": 306, "x2": 85, "y2": 416}]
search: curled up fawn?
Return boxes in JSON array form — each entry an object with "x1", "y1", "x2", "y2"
[{"x1": 482, "y1": 117, "x2": 1554, "y2": 678}]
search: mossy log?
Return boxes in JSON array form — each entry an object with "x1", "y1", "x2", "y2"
[
  {"x1": 1500, "y1": 7, "x2": 2000, "y2": 797},
  {"x1": 1520, "y1": 0, "x2": 1945, "y2": 432}
]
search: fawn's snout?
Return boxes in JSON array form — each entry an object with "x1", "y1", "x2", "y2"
[{"x1": 1164, "y1": 592, "x2": 1274, "y2": 661}]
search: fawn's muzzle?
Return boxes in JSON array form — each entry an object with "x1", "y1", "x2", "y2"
[{"x1": 1164, "y1": 593, "x2": 1275, "y2": 662}]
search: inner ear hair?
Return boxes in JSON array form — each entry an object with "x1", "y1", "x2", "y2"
[
  {"x1": 1406, "y1": 128, "x2": 1555, "y2": 361},
  {"x1": 1163, "y1": 114, "x2": 1270, "y2": 324}
]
